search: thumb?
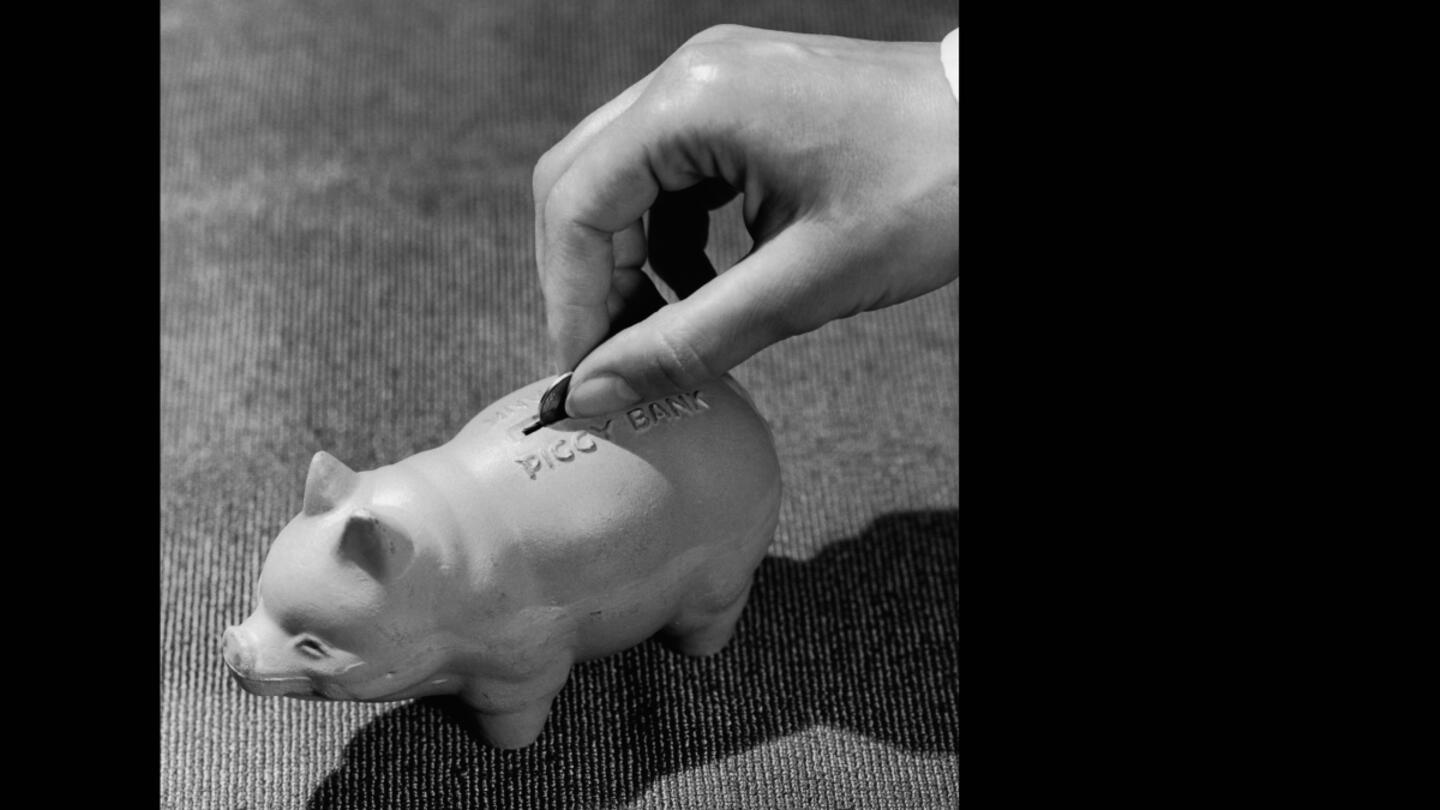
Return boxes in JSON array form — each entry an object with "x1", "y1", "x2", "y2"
[{"x1": 564, "y1": 224, "x2": 848, "y2": 418}]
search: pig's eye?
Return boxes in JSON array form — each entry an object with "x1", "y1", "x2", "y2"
[{"x1": 296, "y1": 638, "x2": 327, "y2": 658}]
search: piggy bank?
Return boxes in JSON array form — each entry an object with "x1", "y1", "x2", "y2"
[{"x1": 222, "y1": 374, "x2": 781, "y2": 748}]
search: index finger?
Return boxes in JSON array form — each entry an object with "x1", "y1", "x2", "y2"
[
  {"x1": 533, "y1": 69, "x2": 658, "y2": 278},
  {"x1": 539, "y1": 113, "x2": 670, "y2": 370}
]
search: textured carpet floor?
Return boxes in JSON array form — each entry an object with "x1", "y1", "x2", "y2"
[{"x1": 160, "y1": 1, "x2": 959, "y2": 808}]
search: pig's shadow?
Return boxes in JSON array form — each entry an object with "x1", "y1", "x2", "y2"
[{"x1": 307, "y1": 509, "x2": 958, "y2": 810}]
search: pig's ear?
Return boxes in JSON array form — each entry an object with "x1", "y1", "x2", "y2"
[
  {"x1": 304, "y1": 451, "x2": 358, "y2": 516},
  {"x1": 337, "y1": 510, "x2": 414, "y2": 580}
]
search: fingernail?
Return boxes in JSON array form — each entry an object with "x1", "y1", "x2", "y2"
[{"x1": 566, "y1": 374, "x2": 641, "y2": 418}]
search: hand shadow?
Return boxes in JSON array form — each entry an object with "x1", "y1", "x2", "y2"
[{"x1": 307, "y1": 508, "x2": 958, "y2": 809}]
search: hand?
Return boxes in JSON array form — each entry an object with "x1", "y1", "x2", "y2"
[{"x1": 532, "y1": 25, "x2": 958, "y2": 418}]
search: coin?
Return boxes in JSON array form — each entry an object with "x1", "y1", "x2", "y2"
[{"x1": 523, "y1": 372, "x2": 573, "y2": 435}]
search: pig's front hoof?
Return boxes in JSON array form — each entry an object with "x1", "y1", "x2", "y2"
[
  {"x1": 663, "y1": 622, "x2": 738, "y2": 658},
  {"x1": 475, "y1": 704, "x2": 552, "y2": 749}
]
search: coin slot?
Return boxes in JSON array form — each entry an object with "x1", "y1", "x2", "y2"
[{"x1": 505, "y1": 417, "x2": 542, "y2": 442}]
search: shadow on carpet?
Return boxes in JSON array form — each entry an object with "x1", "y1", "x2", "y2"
[{"x1": 307, "y1": 508, "x2": 959, "y2": 809}]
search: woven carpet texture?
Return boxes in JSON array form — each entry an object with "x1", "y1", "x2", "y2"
[{"x1": 161, "y1": 1, "x2": 959, "y2": 808}]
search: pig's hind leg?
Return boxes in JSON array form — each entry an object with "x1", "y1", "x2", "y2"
[
  {"x1": 663, "y1": 509, "x2": 777, "y2": 657},
  {"x1": 661, "y1": 579, "x2": 754, "y2": 658}
]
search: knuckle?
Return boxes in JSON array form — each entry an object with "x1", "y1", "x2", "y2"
[
  {"x1": 665, "y1": 39, "x2": 733, "y2": 89},
  {"x1": 651, "y1": 315, "x2": 718, "y2": 391},
  {"x1": 685, "y1": 23, "x2": 749, "y2": 45},
  {"x1": 541, "y1": 175, "x2": 586, "y2": 235},
  {"x1": 646, "y1": 42, "x2": 733, "y2": 127},
  {"x1": 532, "y1": 146, "x2": 565, "y2": 200}
]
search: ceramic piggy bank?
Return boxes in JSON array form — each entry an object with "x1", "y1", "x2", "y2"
[{"x1": 222, "y1": 374, "x2": 781, "y2": 748}]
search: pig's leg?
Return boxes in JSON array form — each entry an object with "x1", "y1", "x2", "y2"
[
  {"x1": 474, "y1": 697, "x2": 558, "y2": 749},
  {"x1": 461, "y1": 663, "x2": 572, "y2": 749},
  {"x1": 663, "y1": 579, "x2": 754, "y2": 657}
]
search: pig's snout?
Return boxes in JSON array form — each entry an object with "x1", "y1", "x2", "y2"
[
  {"x1": 222, "y1": 624, "x2": 326, "y2": 698},
  {"x1": 222, "y1": 625, "x2": 254, "y2": 676}
]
